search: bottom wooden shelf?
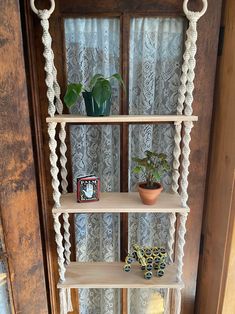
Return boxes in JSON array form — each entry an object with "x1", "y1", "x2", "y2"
[{"x1": 57, "y1": 262, "x2": 183, "y2": 289}]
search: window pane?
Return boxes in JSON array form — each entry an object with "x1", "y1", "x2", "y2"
[
  {"x1": 128, "y1": 17, "x2": 185, "y2": 314},
  {"x1": 64, "y1": 18, "x2": 121, "y2": 314}
]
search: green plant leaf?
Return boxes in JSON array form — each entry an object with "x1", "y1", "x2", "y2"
[
  {"x1": 89, "y1": 74, "x2": 104, "y2": 90},
  {"x1": 110, "y1": 73, "x2": 126, "y2": 91},
  {"x1": 145, "y1": 150, "x2": 154, "y2": 158},
  {"x1": 152, "y1": 170, "x2": 161, "y2": 182},
  {"x1": 133, "y1": 166, "x2": 142, "y2": 174},
  {"x1": 64, "y1": 83, "x2": 83, "y2": 108},
  {"x1": 131, "y1": 150, "x2": 170, "y2": 185},
  {"x1": 92, "y1": 79, "x2": 112, "y2": 107}
]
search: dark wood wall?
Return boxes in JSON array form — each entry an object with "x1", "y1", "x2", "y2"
[
  {"x1": 196, "y1": 0, "x2": 235, "y2": 312},
  {"x1": 0, "y1": 0, "x2": 48, "y2": 313}
]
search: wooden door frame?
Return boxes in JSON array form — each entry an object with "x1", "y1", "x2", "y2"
[
  {"x1": 0, "y1": 0, "x2": 48, "y2": 313},
  {"x1": 195, "y1": 0, "x2": 235, "y2": 312},
  {"x1": 21, "y1": 1, "x2": 223, "y2": 313}
]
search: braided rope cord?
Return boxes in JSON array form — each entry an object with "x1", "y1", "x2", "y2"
[
  {"x1": 48, "y1": 122, "x2": 61, "y2": 207},
  {"x1": 171, "y1": 1, "x2": 208, "y2": 313},
  {"x1": 176, "y1": 213, "x2": 188, "y2": 282},
  {"x1": 53, "y1": 213, "x2": 66, "y2": 281},
  {"x1": 172, "y1": 122, "x2": 182, "y2": 194},
  {"x1": 30, "y1": 2, "x2": 71, "y2": 312},
  {"x1": 172, "y1": 0, "x2": 208, "y2": 196},
  {"x1": 37, "y1": 8, "x2": 69, "y2": 199},
  {"x1": 63, "y1": 213, "x2": 71, "y2": 265},
  {"x1": 168, "y1": 213, "x2": 177, "y2": 264},
  {"x1": 165, "y1": 212, "x2": 176, "y2": 314}
]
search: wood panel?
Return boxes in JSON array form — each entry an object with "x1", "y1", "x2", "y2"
[
  {"x1": 195, "y1": 0, "x2": 235, "y2": 312},
  {"x1": 59, "y1": 0, "x2": 202, "y2": 15},
  {"x1": 0, "y1": 0, "x2": 48, "y2": 312},
  {"x1": 220, "y1": 174, "x2": 235, "y2": 314}
]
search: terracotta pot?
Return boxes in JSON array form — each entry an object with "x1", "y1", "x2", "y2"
[{"x1": 138, "y1": 182, "x2": 163, "y2": 205}]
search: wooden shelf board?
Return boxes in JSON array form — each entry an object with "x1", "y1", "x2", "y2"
[
  {"x1": 52, "y1": 192, "x2": 189, "y2": 214},
  {"x1": 57, "y1": 262, "x2": 183, "y2": 289},
  {"x1": 46, "y1": 114, "x2": 198, "y2": 124}
]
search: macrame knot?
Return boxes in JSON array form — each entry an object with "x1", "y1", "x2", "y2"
[
  {"x1": 38, "y1": 9, "x2": 52, "y2": 20},
  {"x1": 183, "y1": 0, "x2": 208, "y2": 21},
  {"x1": 186, "y1": 12, "x2": 201, "y2": 23}
]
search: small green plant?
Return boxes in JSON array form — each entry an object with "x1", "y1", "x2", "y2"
[
  {"x1": 132, "y1": 150, "x2": 170, "y2": 189},
  {"x1": 64, "y1": 73, "x2": 125, "y2": 108}
]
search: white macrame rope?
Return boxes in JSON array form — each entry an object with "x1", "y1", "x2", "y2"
[
  {"x1": 174, "y1": 0, "x2": 208, "y2": 186},
  {"x1": 59, "y1": 288, "x2": 68, "y2": 314},
  {"x1": 175, "y1": 288, "x2": 182, "y2": 314},
  {"x1": 63, "y1": 213, "x2": 71, "y2": 265},
  {"x1": 53, "y1": 213, "x2": 66, "y2": 281},
  {"x1": 59, "y1": 123, "x2": 68, "y2": 194},
  {"x1": 174, "y1": 213, "x2": 188, "y2": 313},
  {"x1": 164, "y1": 289, "x2": 171, "y2": 314},
  {"x1": 168, "y1": 213, "x2": 177, "y2": 264},
  {"x1": 172, "y1": 122, "x2": 182, "y2": 194},
  {"x1": 30, "y1": 0, "x2": 55, "y2": 15},
  {"x1": 176, "y1": 213, "x2": 188, "y2": 282},
  {"x1": 182, "y1": 0, "x2": 208, "y2": 116},
  {"x1": 48, "y1": 122, "x2": 61, "y2": 207},
  {"x1": 40, "y1": 16, "x2": 56, "y2": 117},
  {"x1": 30, "y1": 3, "x2": 69, "y2": 199},
  {"x1": 173, "y1": 2, "x2": 207, "y2": 313},
  {"x1": 31, "y1": 3, "x2": 71, "y2": 313},
  {"x1": 165, "y1": 213, "x2": 176, "y2": 314},
  {"x1": 180, "y1": 121, "x2": 193, "y2": 207}
]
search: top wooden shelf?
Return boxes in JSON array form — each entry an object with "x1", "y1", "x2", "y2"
[{"x1": 46, "y1": 114, "x2": 198, "y2": 124}]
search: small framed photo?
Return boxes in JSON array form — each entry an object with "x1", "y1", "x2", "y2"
[{"x1": 77, "y1": 175, "x2": 100, "y2": 203}]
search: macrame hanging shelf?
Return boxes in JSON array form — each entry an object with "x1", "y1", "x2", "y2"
[{"x1": 30, "y1": 0, "x2": 208, "y2": 313}]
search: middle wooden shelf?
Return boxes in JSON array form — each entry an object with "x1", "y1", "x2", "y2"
[{"x1": 52, "y1": 192, "x2": 189, "y2": 214}]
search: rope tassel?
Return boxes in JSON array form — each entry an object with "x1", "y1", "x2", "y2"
[{"x1": 66, "y1": 288, "x2": 73, "y2": 312}]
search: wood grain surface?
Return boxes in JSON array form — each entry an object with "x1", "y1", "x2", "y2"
[
  {"x1": 46, "y1": 114, "x2": 198, "y2": 123},
  {"x1": 195, "y1": 0, "x2": 235, "y2": 312},
  {"x1": 57, "y1": 262, "x2": 183, "y2": 289},
  {"x1": 52, "y1": 192, "x2": 189, "y2": 213},
  {"x1": 0, "y1": 0, "x2": 48, "y2": 312}
]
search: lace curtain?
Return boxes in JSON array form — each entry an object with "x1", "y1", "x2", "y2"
[
  {"x1": 64, "y1": 16, "x2": 184, "y2": 314},
  {"x1": 128, "y1": 17, "x2": 184, "y2": 314},
  {"x1": 65, "y1": 18, "x2": 121, "y2": 314}
]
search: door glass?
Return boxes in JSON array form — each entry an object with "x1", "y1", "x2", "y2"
[
  {"x1": 128, "y1": 17, "x2": 185, "y2": 314},
  {"x1": 64, "y1": 18, "x2": 121, "y2": 314}
]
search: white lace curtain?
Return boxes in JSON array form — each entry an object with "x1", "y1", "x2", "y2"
[{"x1": 64, "y1": 16, "x2": 184, "y2": 314}]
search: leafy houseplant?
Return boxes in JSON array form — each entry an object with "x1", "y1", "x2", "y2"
[
  {"x1": 64, "y1": 73, "x2": 125, "y2": 117},
  {"x1": 132, "y1": 150, "x2": 170, "y2": 205}
]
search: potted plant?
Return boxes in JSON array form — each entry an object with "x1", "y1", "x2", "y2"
[
  {"x1": 64, "y1": 73, "x2": 125, "y2": 116},
  {"x1": 132, "y1": 150, "x2": 170, "y2": 205}
]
